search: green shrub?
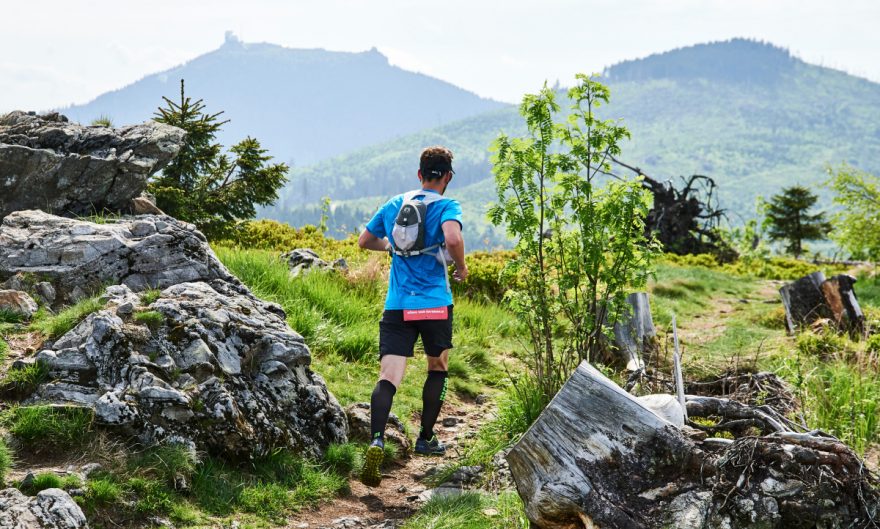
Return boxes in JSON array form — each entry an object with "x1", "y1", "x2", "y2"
[
  {"x1": 5, "y1": 405, "x2": 94, "y2": 449},
  {"x1": 82, "y1": 478, "x2": 123, "y2": 509},
  {"x1": 452, "y1": 251, "x2": 515, "y2": 302},
  {"x1": 133, "y1": 310, "x2": 164, "y2": 331},
  {"x1": 19, "y1": 472, "x2": 81, "y2": 494},
  {"x1": 867, "y1": 333, "x2": 880, "y2": 353},
  {"x1": 0, "y1": 310, "x2": 23, "y2": 325},
  {"x1": 219, "y1": 219, "x2": 363, "y2": 263},
  {"x1": 30, "y1": 296, "x2": 104, "y2": 339},
  {"x1": 90, "y1": 116, "x2": 114, "y2": 127},
  {"x1": 125, "y1": 477, "x2": 175, "y2": 514},
  {"x1": 796, "y1": 330, "x2": 847, "y2": 358}
]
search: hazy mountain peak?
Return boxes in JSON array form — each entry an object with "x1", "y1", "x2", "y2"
[{"x1": 605, "y1": 38, "x2": 797, "y2": 85}]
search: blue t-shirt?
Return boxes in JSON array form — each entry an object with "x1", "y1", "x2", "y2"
[{"x1": 365, "y1": 189, "x2": 463, "y2": 310}]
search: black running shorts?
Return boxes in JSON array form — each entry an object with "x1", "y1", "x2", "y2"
[{"x1": 379, "y1": 305, "x2": 454, "y2": 358}]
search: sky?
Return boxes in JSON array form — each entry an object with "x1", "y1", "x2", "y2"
[{"x1": 2, "y1": 0, "x2": 879, "y2": 112}]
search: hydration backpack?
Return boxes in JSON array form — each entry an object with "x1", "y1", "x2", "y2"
[{"x1": 390, "y1": 190, "x2": 454, "y2": 290}]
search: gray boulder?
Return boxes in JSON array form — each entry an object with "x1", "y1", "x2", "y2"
[
  {"x1": 0, "y1": 211, "x2": 235, "y2": 306},
  {"x1": 0, "y1": 488, "x2": 88, "y2": 528},
  {"x1": 24, "y1": 281, "x2": 347, "y2": 458},
  {"x1": 0, "y1": 111, "x2": 185, "y2": 219},
  {"x1": 282, "y1": 248, "x2": 347, "y2": 277}
]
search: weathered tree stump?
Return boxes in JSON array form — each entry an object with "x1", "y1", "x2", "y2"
[
  {"x1": 601, "y1": 292, "x2": 657, "y2": 370},
  {"x1": 508, "y1": 361, "x2": 879, "y2": 529},
  {"x1": 779, "y1": 271, "x2": 864, "y2": 334}
]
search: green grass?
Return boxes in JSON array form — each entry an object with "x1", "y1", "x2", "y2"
[
  {"x1": 0, "y1": 337, "x2": 7, "y2": 359},
  {"x1": 19, "y1": 472, "x2": 81, "y2": 494},
  {"x1": 4, "y1": 405, "x2": 94, "y2": 450},
  {"x1": 401, "y1": 492, "x2": 528, "y2": 529},
  {"x1": 649, "y1": 263, "x2": 754, "y2": 328},
  {"x1": 0, "y1": 309, "x2": 23, "y2": 325},
  {"x1": 133, "y1": 310, "x2": 165, "y2": 331},
  {"x1": 141, "y1": 289, "x2": 162, "y2": 305},
  {"x1": 1, "y1": 362, "x2": 50, "y2": 397},
  {"x1": 29, "y1": 296, "x2": 104, "y2": 339},
  {"x1": 0, "y1": 439, "x2": 12, "y2": 484}
]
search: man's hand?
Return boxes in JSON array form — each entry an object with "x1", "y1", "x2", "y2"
[{"x1": 452, "y1": 263, "x2": 468, "y2": 282}]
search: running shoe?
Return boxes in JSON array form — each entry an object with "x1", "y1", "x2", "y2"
[
  {"x1": 360, "y1": 439, "x2": 384, "y2": 487},
  {"x1": 414, "y1": 435, "x2": 446, "y2": 456}
]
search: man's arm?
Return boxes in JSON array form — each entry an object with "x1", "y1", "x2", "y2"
[
  {"x1": 358, "y1": 229, "x2": 391, "y2": 252},
  {"x1": 441, "y1": 220, "x2": 468, "y2": 281}
]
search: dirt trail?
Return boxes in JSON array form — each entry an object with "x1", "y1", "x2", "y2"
[{"x1": 287, "y1": 402, "x2": 489, "y2": 529}]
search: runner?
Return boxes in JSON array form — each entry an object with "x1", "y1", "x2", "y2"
[{"x1": 356, "y1": 146, "x2": 468, "y2": 487}]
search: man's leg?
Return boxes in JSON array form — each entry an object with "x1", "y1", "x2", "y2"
[
  {"x1": 370, "y1": 355, "x2": 407, "y2": 443},
  {"x1": 419, "y1": 350, "x2": 449, "y2": 443}
]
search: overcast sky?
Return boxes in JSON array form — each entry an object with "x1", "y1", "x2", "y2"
[{"x1": 2, "y1": 0, "x2": 878, "y2": 112}]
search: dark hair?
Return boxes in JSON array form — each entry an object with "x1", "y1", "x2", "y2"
[{"x1": 420, "y1": 146, "x2": 454, "y2": 180}]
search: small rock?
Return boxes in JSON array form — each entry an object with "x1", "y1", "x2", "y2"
[
  {"x1": 482, "y1": 508, "x2": 499, "y2": 517},
  {"x1": 20, "y1": 472, "x2": 35, "y2": 490},
  {"x1": 441, "y1": 417, "x2": 458, "y2": 427},
  {"x1": 79, "y1": 462, "x2": 102, "y2": 478},
  {"x1": 295, "y1": 523, "x2": 309, "y2": 529},
  {"x1": 34, "y1": 282, "x2": 56, "y2": 305},
  {"x1": 330, "y1": 517, "x2": 362, "y2": 528},
  {"x1": 475, "y1": 394, "x2": 489, "y2": 405},
  {"x1": 0, "y1": 290, "x2": 39, "y2": 319},
  {"x1": 418, "y1": 486, "x2": 462, "y2": 502},
  {"x1": 396, "y1": 485, "x2": 407, "y2": 493}
]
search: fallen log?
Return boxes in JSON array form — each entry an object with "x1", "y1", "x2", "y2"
[{"x1": 508, "y1": 361, "x2": 879, "y2": 529}]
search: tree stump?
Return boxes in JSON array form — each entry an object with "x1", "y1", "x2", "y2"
[
  {"x1": 779, "y1": 271, "x2": 864, "y2": 334},
  {"x1": 600, "y1": 292, "x2": 657, "y2": 369},
  {"x1": 507, "y1": 361, "x2": 879, "y2": 529}
]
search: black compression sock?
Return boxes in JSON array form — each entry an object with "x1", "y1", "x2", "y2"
[
  {"x1": 420, "y1": 370, "x2": 449, "y2": 440},
  {"x1": 370, "y1": 379, "x2": 397, "y2": 443}
]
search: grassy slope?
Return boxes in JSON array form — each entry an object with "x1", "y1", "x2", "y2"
[{"x1": 1, "y1": 242, "x2": 879, "y2": 527}]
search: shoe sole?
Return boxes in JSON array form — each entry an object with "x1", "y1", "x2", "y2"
[
  {"x1": 361, "y1": 445, "x2": 384, "y2": 487},
  {"x1": 414, "y1": 446, "x2": 446, "y2": 456}
]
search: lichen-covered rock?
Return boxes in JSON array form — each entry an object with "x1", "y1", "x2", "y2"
[
  {"x1": 0, "y1": 111, "x2": 184, "y2": 219},
  {"x1": 0, "y1": 290, "x2": 38, "y2": 319},
  {"x1": 23, "y1": 281, "x2": 347, "y2": 458},
  {"x1": 0, "y1": 488, "x2": 88, "y2": 528},
  {"x1": 0, "y1": 211, "x2": 235, "y2": 306},
  {"x1": 282, "y1": 248, "x2": 347, "y2": 277}
]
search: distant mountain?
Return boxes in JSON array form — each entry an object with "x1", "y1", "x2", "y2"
[
  {"x1": 61, "y1": 33, "x2": 505, "y2": 166},
  {"x1": 264, "y1": 38, "x2": 880, "y2": 249}
]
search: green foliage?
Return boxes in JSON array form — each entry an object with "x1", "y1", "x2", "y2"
[
  {"x1": 322, "y1": 443, "x2": 362, "y2": 475},
  {"x1": 5, "y1": 405, "x2": 94, "y2": 450},
  {"x1": 451, "y1": 250, "x2": 515, "y2": 302},
  {"x1": 796, "y1": 330, "x2": 848, "y2": 358},
  {"x1": 866, "y1": 333, "x2": 880, "y2": 354},
  {"x1": 661, "y1": 252, "x2": 847, "y2": 281},
  {"x1": 219, "y1": 218, "x2": 363, "y2": 262},
  {"x1": 318, "y1": 196, "x2": 332, "y2": 235},
  {"x1": 140, "y1": 289, "x2": 162, "y2": 305},
  {"x1": 128, "y1": 444, "x2": 198, "y2": 488},
  {"x1": 776, "y1": 356, "x2": 880, "y2": 454},
  {"x1": 133, "y1": 310, "x2": 164, "y2": 331},
  {"x1": 488, "y1": 74, "x2": 660, "y2": 398},
  {"x1": 1, "y1": 362, "x2": 50, "y2": 398},
  {"x1": 90, "y1": 115, "x2": 114, "y2": 127},
  {"x1": 149, "y1": 80, "x2": 289, "y2": 240},
  {"x1": 401, "y1": 492, "x2": 528, "y2": 529},
  {"x1": 764, "y1": 185, "x2": 831, "y2": 258},
  {"x1": 0, "y1": 337, "x2": 7, "y2": 359},
  {"x1": 20, "y1": 472, "x2": 81, "y2": 494},
  {"x1": 30, "y1": 295, "x2": 104, "y2": 339},
  {"x1": 0, "y1": 439, "x2": 12, "y2": 484},
  {"x1": 0, "y1": 309, "x2": 23, "y2": 325},
  {"x1": 82, "y1": 478, "x2": 123, "y2": 508},
  {"x1": 827, "y1": 164, "x2": 880, "y2": 260}
]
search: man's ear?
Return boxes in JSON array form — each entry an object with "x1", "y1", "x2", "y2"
[{"x1": 417, "y1": 169, "x2": 424, "y2": 183}]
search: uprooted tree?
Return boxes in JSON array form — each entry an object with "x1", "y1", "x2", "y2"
[{"x1": 608, "y1": 156, "x2": 734, "y2": 260}]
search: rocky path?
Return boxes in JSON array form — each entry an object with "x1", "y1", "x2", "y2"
[{"x1": 288, "y1": 401, "x2": 491, "y2": 529}]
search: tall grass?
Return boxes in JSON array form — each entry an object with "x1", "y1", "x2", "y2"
[
  {"x1": 402, "y1": 492, "x2": 528, "y2": 529},
  {"x1": 4, "y1": 405, "x2": 94, "y2": 450},
  {"x1": 30, "y1": 296, "x2": 104, "y2": 339}
]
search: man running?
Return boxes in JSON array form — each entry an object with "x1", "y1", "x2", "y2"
[{"x1": 356, "y1": 146, "x2": 467, "y2": 487}]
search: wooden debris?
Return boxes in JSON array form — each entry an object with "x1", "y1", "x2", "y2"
[{"x1": 601, "y1": 292, "x2": 657, "y2": 370}]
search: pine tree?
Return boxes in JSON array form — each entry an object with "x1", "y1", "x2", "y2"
[
  {"x1": 148, "y1": 80, "x2": 288, "y2": 239},
  {"x1": 765, "y1": 185, "x2": 831, "y2": 259}
]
